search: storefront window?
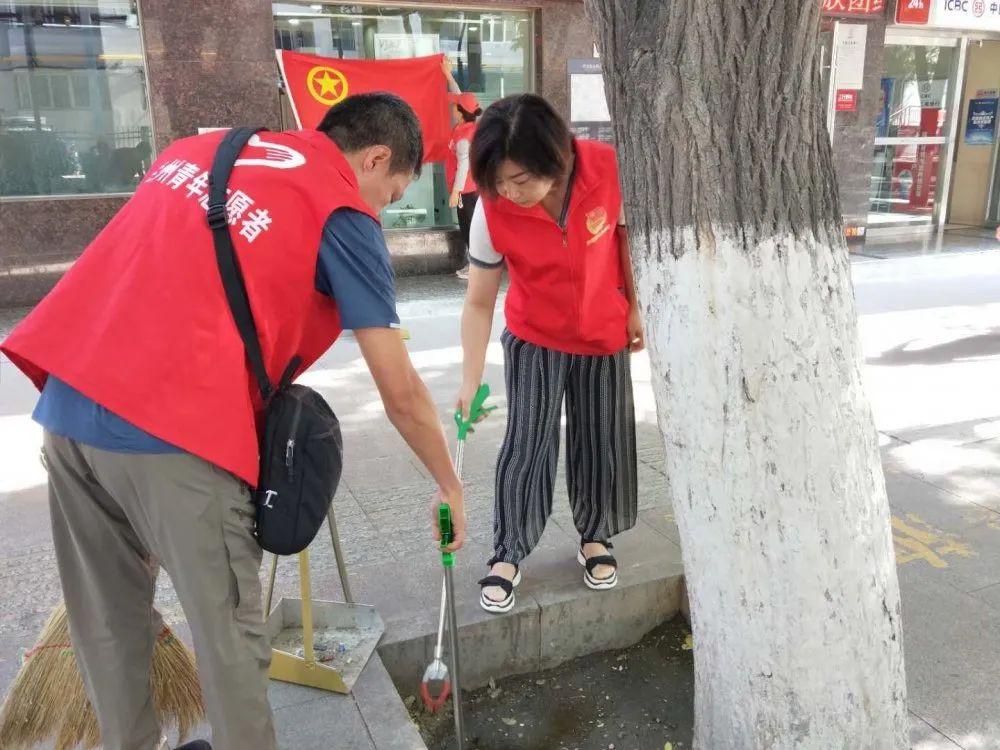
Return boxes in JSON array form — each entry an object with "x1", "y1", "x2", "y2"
[
  {"x1": 869, "y1": 43, "x2": 957, "y2": 226},
  {"x1": 273, "y1": 2, "x2": 534, "y2": 230},
  {"x1": 0, "y1": 1, "x2": 152, "y2": 198}
]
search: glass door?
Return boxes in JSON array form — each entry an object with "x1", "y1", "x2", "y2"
[
  {"x1": 819, "y1": 20, "x2": 837, "y2": 138},
  {"x1": 869, "y1": 38, "x2": 961, "y2": 229},
  {"x1": 989, "y1": 143, "x2": 1000, "y2": 228}
]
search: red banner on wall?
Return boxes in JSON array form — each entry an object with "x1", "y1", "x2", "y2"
[
  {"x1": 276, "y1": 49, "x2": 451, "y2": 163},
  {"x1": 835, "y1": 90, "x2": 860, "y2": 111},
  {"x1": 895, "y1": 0, "x2": 931, "y2": 24},
  {"x1": 822, "y1": 0, "x2": 885, "y2": 17}
]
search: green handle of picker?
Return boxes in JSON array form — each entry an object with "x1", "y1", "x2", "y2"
[
  {"x1": 454, "y1": 383, "x2": 495, "y2": 441},
  {"x1": 439, "y1": 503, "x2": 455, "y2": 567}
]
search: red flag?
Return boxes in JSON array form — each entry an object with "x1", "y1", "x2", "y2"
[{"x1": 276, "y1": 49, "x2": 451, "y2": 163}]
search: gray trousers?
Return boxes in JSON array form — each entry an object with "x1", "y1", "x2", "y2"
[{"x1": 43, "y1": 431, "x2": 275, "y2": 750}]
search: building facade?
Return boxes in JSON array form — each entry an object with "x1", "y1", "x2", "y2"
[
  {"x1": 821, "y1": 0, "x2": 1000, "y2": 242},
  {"x1": 2, "y1": 0, "x2": 998, "y2": 307},
  {"x1": 0, "y1": 0, "x2": 592, "y2": 305}
]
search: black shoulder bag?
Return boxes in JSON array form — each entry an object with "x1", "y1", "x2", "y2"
[{"x1": 207, "y1": 127, "x2": 343, "y2": 556}]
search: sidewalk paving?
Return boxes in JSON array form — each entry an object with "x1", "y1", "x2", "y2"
[{"x1": 2, "y1": 229, "x2": 1000, "y2": 748}]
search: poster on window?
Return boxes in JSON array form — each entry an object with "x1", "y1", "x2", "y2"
[
  {"x1": 373, "y1": 33, "x2": 441, "y2": 60},
  {"x1": 832, "y1": 23, "x2": 867, "y2": 91},
  {"x1": 965, "y1": 97, "x2": 998, "y2": 146},
  {"x1": 568, "y1": 58, "x2": 615, "y2": 144}
]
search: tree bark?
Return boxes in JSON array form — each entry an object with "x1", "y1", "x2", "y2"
[{"x1": 583, "y1": 1, "x2": 907, "y2": 747}]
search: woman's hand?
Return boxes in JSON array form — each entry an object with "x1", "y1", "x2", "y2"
[
  {"x1": 455, "y1": 380, "x2": 489, "y2": 423},
  {"x1": 627, "y1": 305, "x2": 645, "y2": 353},
  {"x1": 449, "y1": 188, "x2": 463, "y2": 209}
]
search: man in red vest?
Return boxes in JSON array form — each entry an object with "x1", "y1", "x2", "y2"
[{"x1": 1, "y1": 94, "x2": 465, "y2": 750}]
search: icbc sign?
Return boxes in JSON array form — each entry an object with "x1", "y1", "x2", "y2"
[
  {"x1": 942, "y1": 0, "x2": 981, "y2": 12},
  {"x1": 896, "y1": 0, "x2": 932, "y2": 23}
]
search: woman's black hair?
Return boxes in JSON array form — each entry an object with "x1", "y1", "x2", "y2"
[
  {"x1": 470, "y1": 94, "x2": 572, "y2": 197},
  {"x1": 458, "y1": 105, "x2": 482, "y2": 124}
]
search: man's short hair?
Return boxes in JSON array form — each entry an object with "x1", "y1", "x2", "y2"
[{"x1": 317, "y1": 93, "x2": 423, "y2": 179}]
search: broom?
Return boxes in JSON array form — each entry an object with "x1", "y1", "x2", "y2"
[{"x1": 0, "y1": 601, "x2": 205, "y2": 750}]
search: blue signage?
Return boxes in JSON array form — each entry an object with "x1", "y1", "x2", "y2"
[
  {"x1": 876, "y1": 77, "x2": 894, "y2": 138},
  {"x1": 965, "y1": 97, "x2": 998, "y2": 146}
]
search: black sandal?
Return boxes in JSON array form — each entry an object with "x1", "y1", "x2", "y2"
[
  {"x1": 478, "y1": 566, "x2": 522, "y2": 614},
  {"x1": 577, "y1": 541, "x2": 618, "y2": 590}
]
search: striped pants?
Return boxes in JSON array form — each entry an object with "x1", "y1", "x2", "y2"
[{"x1": 491, "y1": 330, "x2": 638, "y2": 566}]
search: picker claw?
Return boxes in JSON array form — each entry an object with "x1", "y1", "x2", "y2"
[{"x1": 420, "y1": 673, "x2": 452, "y2": 712}]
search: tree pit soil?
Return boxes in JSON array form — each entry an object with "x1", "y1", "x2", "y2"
[{"x1": 407, "y1": 617, "x2": 694, "y2": 750}]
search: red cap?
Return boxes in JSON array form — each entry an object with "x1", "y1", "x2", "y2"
[{"x1": 450, "y1": 92, "x2": 481, "y2": 114}]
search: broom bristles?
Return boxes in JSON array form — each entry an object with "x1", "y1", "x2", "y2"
[{"x1": 0, "y1": 602, "x2": 205, "y2": 750}]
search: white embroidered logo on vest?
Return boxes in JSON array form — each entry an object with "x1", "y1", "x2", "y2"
[{"x1": 234, "y1": 135, "x2": 307, "y2": 170}]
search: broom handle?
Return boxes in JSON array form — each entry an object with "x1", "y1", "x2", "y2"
[
  {"x1": 327, "y1": 504, "x2": 354, "y2": 604},
  {"x1": 265, "y1": 553, "x2": 278, "y2": 615},
  {"x1": 299, "y1": 551, "x2": 315, "y2": 665}
]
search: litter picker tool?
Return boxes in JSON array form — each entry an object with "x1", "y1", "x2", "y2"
[
  {"x1": 420, "y1": 577, "x2": 453, "y2": 712},
  {"x1": 420, "y1": 384, "x2": 494, "y2": 744}
]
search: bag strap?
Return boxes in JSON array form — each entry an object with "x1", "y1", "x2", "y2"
[{"x1": 206, "y1": 127, "x2": 274, "y2": 402}]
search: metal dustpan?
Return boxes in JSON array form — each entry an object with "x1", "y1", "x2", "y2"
[
  {"x1": 264, "y1": 509, "x2": 385, "y2": 694},
  {"x1": 266, "y1": 595, "x2": 384, "y2": 693}
]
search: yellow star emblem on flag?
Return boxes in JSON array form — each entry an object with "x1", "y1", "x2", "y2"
[{"x1": 306, "y1": 66, "x2": 349, "y2": 106}]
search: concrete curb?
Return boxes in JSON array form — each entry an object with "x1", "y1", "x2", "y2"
[
  {"x1": 378, "y1": 553, "x2": 685, "y2": 697},
  {"x1": 267, "y1": 652, "x2": 428, "y2": 750},
  {"x1": 354, "y1": 653, "x2": 428, "y2": 750}
]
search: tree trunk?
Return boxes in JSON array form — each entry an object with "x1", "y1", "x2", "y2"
[{"x1": 583, "y1": 2, "x2": 907, "y2": 747}]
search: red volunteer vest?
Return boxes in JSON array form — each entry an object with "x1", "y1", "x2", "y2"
[
  {"x1": 482, "y1": 139, "x2": 627, "y2": 356},
  {"x1": 1, "y1": 129, "x2": 377, "y2": 485},
  {"x1": 445, "y1": 121, "x2": 477, "y2": 194}
]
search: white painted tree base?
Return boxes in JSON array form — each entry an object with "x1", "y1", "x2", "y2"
[{"x1": 636, "y1": 229, "x2": 907, "y2": 748}]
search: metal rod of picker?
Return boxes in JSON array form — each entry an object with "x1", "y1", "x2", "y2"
[{"x1": 444, "y1": 557, "x2": 464, "y2": 748}]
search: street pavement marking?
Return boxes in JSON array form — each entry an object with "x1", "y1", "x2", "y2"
[
  {"x1": 892, "y1": 514, "x2": 975, "y2": 568},
  {"x1": 963, "y1": 506, "x2": 1000, "y2": 531}
]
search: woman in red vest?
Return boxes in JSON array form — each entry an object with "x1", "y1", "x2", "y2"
[
  {"x1": 457, "y1": 94, "x2": 643, "y2": 613},
  {"x1": 443, "y1": 58, "x2": 482, "y2": 280}
]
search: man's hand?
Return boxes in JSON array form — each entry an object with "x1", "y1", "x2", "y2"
[
  {"x1": 627, "y1": 304, "x2": 645, "y2": 353},
  {"x1": 432, "y1": 487, "x2": 467, "y2": 552}
]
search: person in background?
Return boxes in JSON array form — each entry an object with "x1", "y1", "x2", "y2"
[
  {"x1": 442, "y1": 57, "x2": 482, "y2": 281},
  {"x1": 457, "y1": 94, "x2": 644, "y2": 614}
]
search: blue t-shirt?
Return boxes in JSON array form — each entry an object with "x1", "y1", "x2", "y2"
[{"x1": 33, "y1": 208, "x2": 398, "y2": 453}]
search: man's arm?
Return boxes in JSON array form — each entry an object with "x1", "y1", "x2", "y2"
[
  {"x1": 356, "y1": 328, "x2": 465, "y2": 551},
  {"x1": 317, "y1": 209, "x2": 465, "y2": 550}
]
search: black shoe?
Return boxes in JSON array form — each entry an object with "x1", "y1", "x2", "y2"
[
  {"x1": 478, "y1": 565, "x2": 522, "y2": 614},
  {"x1": 578, "y1": 540, "x2": 618, "y2": 590},
  {"x1": 176, "y1": 742, "x2": 211, "y2": 750}
]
